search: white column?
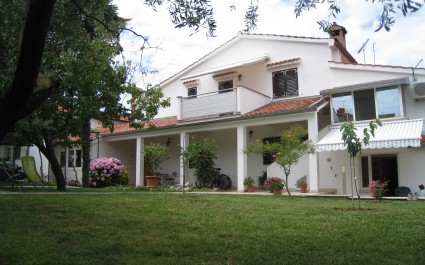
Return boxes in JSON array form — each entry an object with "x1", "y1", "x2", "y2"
[
  {"x1": 308, "y1": 114, "x2": 319, "y2": 192},
  {"x1": 236, "y1": 126, "x2": 248, "y2": 192},
  {"x1": 135, "y1": 137, "x2": 144, "y2": 186},
  {"x1": 179, "y1": 132, "x2": 189, "y2": 186}
]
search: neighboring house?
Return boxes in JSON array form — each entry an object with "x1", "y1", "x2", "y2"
[{"x1": 78, "y1": 23, "x2": 424, "y2": 194}]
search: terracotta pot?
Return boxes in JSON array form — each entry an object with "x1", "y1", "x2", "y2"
[
  {"x1": 247, "y1": 185, "x2": 254, "y2": 192},
  {"x1": 273, "y1": 188, "x2": 283, "y2": 195},
  {"x1": 300, "y1": 185, "x2": 307, "y2": 193},
  {"x1": 146, "y1": 176, "x2": 159, "y2": 187}
]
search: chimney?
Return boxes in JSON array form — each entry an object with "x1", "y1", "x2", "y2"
[{"x1": 328, "y1": 22, "x2": 347, "y2": 48}]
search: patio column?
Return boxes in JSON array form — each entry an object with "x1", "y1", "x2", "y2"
[
  {"x1": 308, "y1": 114, "x2": 319, "y2": 192},
  {"x1": 135, "y1": 137, "x2": 144, "y2": 186},
  {"x1": 179, "y1": 132, "x2": 189, "y2": 186},
  {"x1": 236, "y1": 126, "x2": 248, "y2": 192}
]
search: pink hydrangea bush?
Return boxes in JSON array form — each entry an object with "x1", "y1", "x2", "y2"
[{"x1": 89, "y1": 157, "x2": 126, "y2": 188}]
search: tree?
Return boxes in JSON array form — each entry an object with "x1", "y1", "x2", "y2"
[
  {"x1": 179, "y1": 138, "x2": 218, "y2": 188},
  {"x1": 11, "y1": 0, "x2": 170, "y2": 190},
  {"x1": 245, "y1": 126, "x2": 315, "y2": 196},
  {"x1": 340, "y1": 119, "x2": 382, "y2": 208}
]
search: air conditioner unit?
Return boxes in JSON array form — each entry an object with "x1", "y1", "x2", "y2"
[{"x1": 412, "y1": 82, "x2": 425, "y2": 100}]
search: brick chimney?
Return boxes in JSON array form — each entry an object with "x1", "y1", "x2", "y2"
[
  {"x1": 328, "y1": 22, "x2": 357, "y2": 64},
  {"x1": 328, "y1": 22, "x2": 347, "y2": 47}
]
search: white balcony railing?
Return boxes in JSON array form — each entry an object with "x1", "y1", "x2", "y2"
[{"x1": 178, "y1": 87, "x2": 270, "y2": 121}]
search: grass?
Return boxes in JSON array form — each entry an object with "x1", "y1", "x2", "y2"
[{"x1": 0, "y1": 192, "x2": 424, "y2": 265}]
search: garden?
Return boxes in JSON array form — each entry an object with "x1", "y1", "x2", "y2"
[{"x1": 0, "y1": 193, "x2": 424, "y2": 265}]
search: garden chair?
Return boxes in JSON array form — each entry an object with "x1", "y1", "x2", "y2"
[
  {"x1": 395, "y1": 186, "x2": 411, "y2": 197},
  {"x1": 0, "y1": 158, "x2": 26, "y2": 190},
  {"x1": 21, "y1": 156, "x2": 55, "y2": 189}
]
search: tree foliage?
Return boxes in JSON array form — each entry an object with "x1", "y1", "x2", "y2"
[
  {"x1": 340, "y1": 119, "x2": 382, "y2": 208},
  {"x1": 245, "y1": 126, "x2": 315, "y2": 196},
  {"x1": 179, "y1": 138, "x2": 218, "y2": 185}
]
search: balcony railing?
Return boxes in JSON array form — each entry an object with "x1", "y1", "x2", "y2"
[{"x1": 178, "y1": 87, "x2": 270, "y2": 121}]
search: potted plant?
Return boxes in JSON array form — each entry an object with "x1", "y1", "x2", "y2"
[
  {"x1": 369, "y1": 179, "x2": 388, "y2": 201},
  {"x1": 243, "y1": 177, "x2": 255, "y2": 192},
  {"x1": 143, "y1": 143, "x2": 169, "y2": 187},
  {"x1": 419, "y1": 184, "x2": 425, "y2": 197},
  {"x1": 299, "y1": 182, "x2": 308, "y2": 193},
  {"x1": 265, "y1": 177, "x2": 285, "y2": 195}
]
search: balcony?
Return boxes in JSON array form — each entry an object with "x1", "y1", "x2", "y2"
[{"x1": 178, "y1": 86, "x2": 270, "y2": 122}]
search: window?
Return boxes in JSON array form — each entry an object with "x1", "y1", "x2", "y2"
[
  {"x1": 332, "y1": 93, "x2": 353, "y2": 123},
  {"x1": 188, "y1": 87, "x2": 197, "y2": 98},
  {"x1": 262, "y1": 137, "x2": 280, "y2": 165},
  {"x1": 376, "y1": 87, "x2": 400, "y2": 118},
  {"x1": 354, "y1": 89, "x2": 376, "y2": 121},
  {"x1": 218, "y1": 80, "x2": 233, "y2": 93},
  {"x1": 67, "y1": 149, "x2": 82, "y2": 168},
  {"x1": 331, "y1": 86, "x2": 401, "y2": 123},
  {"x1": 60, "y1": 151, "x2": 66, "y2": 167},
  {"x1": 272, "y1": 68, "x2": 298, "y2": 98}
]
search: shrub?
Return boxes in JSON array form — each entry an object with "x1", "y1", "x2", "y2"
[{"x1": 89, "y1": 157, "x2": 125, "y2": 188}]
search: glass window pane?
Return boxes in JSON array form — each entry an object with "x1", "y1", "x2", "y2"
[
  {"x1": 75, "y1": 150, "x2": 82, "y2": 168},
  {"x1": 68, "y1": 150, "x2": 73, "y2": 167},
  {"x1": 331, "y1": 93, "x2": 353, "y2": 122},
  {"x1": 376, "y1": 87, "x2": 400, "y2": 119},
  {"x1": 354, "y1": 89, "x2": 376, "y2": 121},
  {"x1": 60, "y1": 151, "x2": 66, "y2": 167},
  {"x1": 218, "y1": 80, "x2": 233, "y2": 93},
  {"x1": 361, "y1": 156, "x2": 369, "y2": 188}
]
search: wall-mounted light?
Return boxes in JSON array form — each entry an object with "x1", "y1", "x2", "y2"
[
  {"x1": 166, "y1": 137, "x2": 171, "y2": 146},
  {"x1": 248, "y1": 130, "x2": 253, "y2": 138},
  {"x1": 238, "y1": 74, "x2": 242, "y2": 81}
]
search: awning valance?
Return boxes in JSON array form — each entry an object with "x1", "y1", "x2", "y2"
[{"x1": 316, "y1": 119, "x2": 424, "y2": 152}]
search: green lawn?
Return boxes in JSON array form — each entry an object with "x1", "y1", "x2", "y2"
[{"x1": 0, "y1": 192, "x2": 424, "y2": 265}]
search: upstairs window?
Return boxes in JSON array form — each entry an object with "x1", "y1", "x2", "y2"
[
  {"x1": 219, "y1": 80, "x2": 233, "y2": 93},
  {"x1": 272, "y1": 68, "x2": 298, "y2": 98},
  {"x1": 188, "y1": 87, "x2": 197, "y2": 98},
  {"x1": 331, "y1": 86, "x2": 401, "y2": 123}
]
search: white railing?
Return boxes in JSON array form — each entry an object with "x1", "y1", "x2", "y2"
[
  {"x1": 178, "y1": 87, "x2": 270, "y2": 121},
  {"x1": 180, "y1": 89, "x2": 237, "y2": 120}
]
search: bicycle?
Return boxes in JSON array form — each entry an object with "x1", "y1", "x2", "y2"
[{"x1": 195, "y1": 168, "x2": 232, "y2": 190}]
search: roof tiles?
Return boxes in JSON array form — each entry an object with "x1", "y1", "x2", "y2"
[{"x1": 244, "y1": 96, "x2": 326, "y2": 117}]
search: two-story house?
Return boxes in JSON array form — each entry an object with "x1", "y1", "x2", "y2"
[{"x1": 83, "y1": 23, "x2": 424, "y2": 195}]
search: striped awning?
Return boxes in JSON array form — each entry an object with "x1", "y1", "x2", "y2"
[{"x1": 316, "y1": 119, "x2": 424, "y2": 152}]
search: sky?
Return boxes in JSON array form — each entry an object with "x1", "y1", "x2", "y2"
[{"x1": 112, "y1": 0, "x2": 425, "y2": 90}]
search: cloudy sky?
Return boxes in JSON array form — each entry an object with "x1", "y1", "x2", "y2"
[{"x1": 113, "y1": 0, "x2": 425, "y2": 89}]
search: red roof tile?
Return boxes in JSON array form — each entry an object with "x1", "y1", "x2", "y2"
[
  {"x1": 212, "y1": 71, "x2": 237, "y2": 79},
  {"x1": 243, "y1": 96, "x2": 326, "y2": 117},
  {"x1": 266, "y1": 58, "x2": 300, "y2": 68},
  {"x1": 94, "y1": 116, "x2": 178, "y2": 137}
]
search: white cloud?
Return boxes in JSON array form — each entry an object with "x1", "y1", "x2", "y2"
[{"x1": 113, "y1": 0, "x2": 425, "y2": 87}]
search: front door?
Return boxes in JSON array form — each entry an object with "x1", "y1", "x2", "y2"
[{"x1": 371, "y1": 155, "x2": 398, "y2": 196}]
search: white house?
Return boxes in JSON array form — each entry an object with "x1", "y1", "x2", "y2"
[{"x1": 67, "y1": 23, "x2": 424, "y2": 195}]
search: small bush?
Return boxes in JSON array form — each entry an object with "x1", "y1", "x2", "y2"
[{"x1": 89, "y1": 157, "x2": 126, "y2": 188}]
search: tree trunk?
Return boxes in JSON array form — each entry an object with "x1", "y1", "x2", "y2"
[
  {"x1": 81, "y1": 118, "x2": 91, "y2": 187},
  {"x1": 34, "y1": 139, "x2": 66, "y2": 191},
  {"x1": 0, "y1": 0, "x2": 57, "y2": 142}
]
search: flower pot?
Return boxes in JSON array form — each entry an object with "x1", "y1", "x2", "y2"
[
  {"x1": 247, "y1": 184, "x2": 254, "y2": 192},
  {"x1": 273, "y1": 188, "x2": 283, "y2": 195},
  {"x1": 300, "y1": 186, "x2": 307, "y2": 193},
  {"x1": 146, "y1": 176, "x2": 159, "y2": 187}
]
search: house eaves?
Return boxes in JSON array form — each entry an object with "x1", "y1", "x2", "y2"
[{"x1": 321, "y1": 77, "x2": 410, "y2": 95}]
